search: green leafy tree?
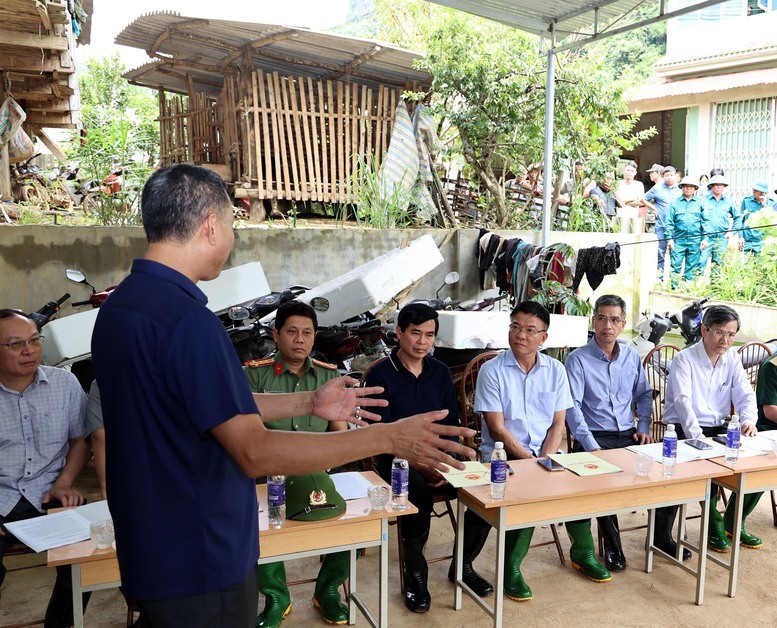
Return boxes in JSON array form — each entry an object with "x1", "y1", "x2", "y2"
[
  {"x1": 375, "y1": 1, "x2": 654, "y2": 227},
  {"x1": 69, "y1": 54, "x2": 159, "y2": 225}
]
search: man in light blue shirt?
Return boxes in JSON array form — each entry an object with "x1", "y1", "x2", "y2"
[
  {"x1": 642, "y1": 166, "x2": 681, "y2": 277},
  {"x1": 471, "y1": 301, "x2": 609, "y2": 603},
  {"x1": 565, "y1": 295, "x2": 653, "y2": 571}
]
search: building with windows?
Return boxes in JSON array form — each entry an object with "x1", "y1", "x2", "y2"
[{"x1": 627, "y1": 0, "x2": 777, "y2": 203}]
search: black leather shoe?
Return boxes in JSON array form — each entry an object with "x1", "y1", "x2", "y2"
[{"x1": 653, "y1": 508, "x2": 691, "y2": 561}]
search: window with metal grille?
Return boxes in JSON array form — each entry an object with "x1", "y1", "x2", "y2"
[{"x1": 710, "y1": 97, "x2": 776, "y2": 205}]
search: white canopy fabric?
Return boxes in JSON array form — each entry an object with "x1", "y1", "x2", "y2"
[{"x1": 425, "y1": 0, "x2": 728, "y2": 243}]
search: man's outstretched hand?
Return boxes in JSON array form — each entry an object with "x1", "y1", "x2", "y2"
[
  {"x1": 311, "y1": 376, "x2": 388, "y2": 426},
  {"x1": 390, "y1": 410, "x2": 475, "y2": 473}
]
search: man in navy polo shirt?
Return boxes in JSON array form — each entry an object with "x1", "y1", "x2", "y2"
[
  {"x1": 91, "y1": 165, "x2": 475, "y2": 627},
  {"x1": 365, "y1": 303, "x2": 493, "y2": 614}
]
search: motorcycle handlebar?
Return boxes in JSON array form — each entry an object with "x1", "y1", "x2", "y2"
[{"x1": 71, "y1": 299, "x2": 91, "y2": 307}]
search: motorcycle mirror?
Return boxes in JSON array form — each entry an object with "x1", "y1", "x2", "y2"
[
  {"x1": 444, "y1": 271, "x2": 460, "y2": 286},
  {"x1": 65, "y1": 268, "x2": 95, "y2": 292},
  {"x1": 436, "y1": 271, "x2": 460, "y2": 299},
  {"x1": 66, "y1": 269, "x2": 85, "y2": 283},
  {"x1": 228, "y1": 306, "x2": 250, "y2": 321},
  {"x1": 310, "y1": 297, "x2": 330, "y2": 312}
]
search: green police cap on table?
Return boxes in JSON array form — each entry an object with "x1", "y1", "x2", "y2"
[{"x1": 286, "y1": 472, "x2": 346, "y2": 521}]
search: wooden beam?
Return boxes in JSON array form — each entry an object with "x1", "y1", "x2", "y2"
[
  {"x1": 25, "y1": 111, "x2": 73, "y2": 125},
  {"x1": 321, "y1": 45, "x2": 382, "y2": 82},
  {"x1": 168, "y1": 28, "x2": 239, "y2": 52},
  {"x1": 219, "y1": 31, "x2": 298, "y2": 69},
  {"x1": 0, "y1": 30, "x2": 68, "y2": 51},
  {"x1": 146, "y1": 52, "x2": 234, "y2": 76},
  {"x1": 37, "y1": 128, "x2": 67, "y2": 161},
  {"x1": 35, "y1": 0, "x2": 53, "y2": 31}
]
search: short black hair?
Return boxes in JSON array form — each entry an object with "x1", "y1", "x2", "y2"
[
  {"x1": 625, "y1": 160, "x2": 638, "y2": 170},
  {"x1": 274, "y1": 300, "x2": 318, "y2": 332},
  {"x1": 594, "y1": 294, "x2": 626, "y2": 318},
  {"x1": 397, "y1": 303, "x2": 439, "y2": 334},
  {"x1": 662, "y1": 166, "x2": 676, "y2": 174},
  {"x1": 709, "y1": 168, "x2": 725, "y2": 177},
  {"x1": 703, "y1": 304, "x2": 740, "y2": 331},
  {"x1": 512, "y1": 300, "x2": 550, "y2": 329},
  {"x1": 0, "y1": 309, "x2": 39, "y2": 331},
  {"x1": 141, "y1": 164, "x2": 231, "y2": 244}
]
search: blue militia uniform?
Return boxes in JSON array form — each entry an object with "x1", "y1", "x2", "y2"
[
  {"x1": 665, "y1": 195, "x2": 709, "y2": 284},
  {"x1": 740, "y1": 195, "x2": 775, "y2": 255},
  {"x1": 702, "y1": 192, "x2": 741, "y2": 267}
]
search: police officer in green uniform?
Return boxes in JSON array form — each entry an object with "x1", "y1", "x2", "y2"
[
  {"x1": 665, "y1": 175, "x2": 711, "y2": 287},
  {"x1": 244, "y1": 300, "x2": 348, "y2": 627}
]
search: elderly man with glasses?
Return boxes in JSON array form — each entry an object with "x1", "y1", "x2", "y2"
[
  {"x1": 467, "y1": 300, "x2": 609, "y2": 604},
  {"x1": 0, "y1": 309, "x2": 90, "y2": 625},
  {"x1": 659, "y1": 305, "x2": 759, "y2": 554},
  {"x1": 565, "y1": 295, "x2": 653, "y2": 572}
]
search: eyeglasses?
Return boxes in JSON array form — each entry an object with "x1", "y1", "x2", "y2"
[
  {"x1": 0, "y1": 335, "x2": 44, "y2": 351},
  {"x1": 593, "y1": 315, "x2": 625, "y2": 326},
  {"x1": 708, "y1": 328, "x2": 737, "y2": 341},
  {"x1": 508, "y1": 324, "x2": 547, "y2": 337}
]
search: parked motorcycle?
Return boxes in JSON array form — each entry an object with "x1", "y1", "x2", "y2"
[
  {"x1": 66, "y1": 268, "x2": 116, "y2": 308},
  {"x1": 628, "y1": 297, "x2": 710, "y2": 360},
  {"x1": 11, "y1": 154, "x2": 73, "y2": 211}
]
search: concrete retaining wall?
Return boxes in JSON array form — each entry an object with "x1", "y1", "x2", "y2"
[{"x1": 0, "y1": 226, "x2": 655, "y2": 327}]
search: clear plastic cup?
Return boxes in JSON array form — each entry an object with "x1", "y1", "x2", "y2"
[
  {"x1": 90, "y1": 519, "x2": 114, "y2": 549},
  {"x1": 367, "y1": 485, "x2": 390, "y2": 511},
  {"x1": 635, "y1": 453, "x2": 654, "y2": 477}
]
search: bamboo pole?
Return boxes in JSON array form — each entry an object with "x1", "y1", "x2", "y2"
[
  {"x1": 251, "y1": 71, "x2": 263, "y2": 189},
  {"x1": 266, "y1": 72, "x2": 283, "y2": 200},
  {"x1": 307, "y1": 77, "x2": 322, "y2": 201},
  {"x1": 288, "y1": 77, "x2": 306, "y2": 201},
  {"x1": 298, "y1": 76, "x2": 316, "y2": 202}
]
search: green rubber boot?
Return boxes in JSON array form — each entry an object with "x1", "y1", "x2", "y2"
[
  {"x1": 503, "y1": 528, "x2": 534, "y2": 601},
  {"x1": 313, "y1": 551, "x2": 350, "y2": 625},
  {"x1": 566, "y1": 520, "x2": 611, "y2": 582},
  {"x1": 724, "y1": 492, "x2": 764, "y2": 549},
  {"x1": 256, "y1": 562, "x2": 291, "y2": 628},
  {"x1": 707, "y1": 493, "x2": 731, "y2": 553}
]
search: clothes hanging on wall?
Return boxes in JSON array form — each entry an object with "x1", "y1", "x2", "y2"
[
  {"x1": 571, "y1": 243, "x2": 621, "y2": 292},
  {"x1": 476, "y1": 229, "x2": 501, "y2": 290}
]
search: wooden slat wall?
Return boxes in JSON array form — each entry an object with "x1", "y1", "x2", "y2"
[
  {"x1": 248, "y1": 74, "x2": 398, "y2": 202},
  {"x1": 157, "y1": 74, "x2": 399, "y2": 203},
  {"x1": 158, "y1": 93, "x2": 224, "y2": 166}
]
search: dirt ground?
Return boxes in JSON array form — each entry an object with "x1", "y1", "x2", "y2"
[{"x1": 3, "y1": 463, "x2": 777, "y2": 628}]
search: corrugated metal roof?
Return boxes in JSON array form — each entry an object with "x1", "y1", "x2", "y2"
[
  {"x1": 628, "y1": 67, "x2": 777, "y2": 106},
  {"x1": 117, "y1": 12, "x2": 431, "y2": 96},
  {"x1": 425, "y1": 0, "x2": 658, "y2": 38}
]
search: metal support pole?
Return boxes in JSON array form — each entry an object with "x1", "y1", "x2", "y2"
[{"x1": 540, "y1": 26, "x2": 556, "y2": 247}]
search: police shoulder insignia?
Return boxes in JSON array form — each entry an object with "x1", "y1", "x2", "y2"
[
  {"x1": 309, "y1": 489, "x2": 327, "y2": 505},
  {"x1": 312, "y1": 358, "x2": 338, "y2": 371},
  {"x1": 246, "y1": 357, "x2": 275, "y2": 369}
]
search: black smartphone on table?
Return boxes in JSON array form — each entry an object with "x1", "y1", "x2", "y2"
[
  {"x1": 712, "y1": 435, "x2": 728, "y2": 446},
  {"x1": 536, "y1": 458, "x2": 565, "y2": 472},
  {"x1": 685, "y1": 438, "x2": 713, "y2": 451}
]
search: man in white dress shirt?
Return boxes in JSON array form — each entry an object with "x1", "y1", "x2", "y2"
[{"x1": 661, "y1": 305, "x2": 759, "y2": 553}]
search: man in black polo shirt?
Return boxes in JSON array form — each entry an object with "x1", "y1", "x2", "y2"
[{"x1": 365, "y1": 303, "x2": 492, "y2": 613}]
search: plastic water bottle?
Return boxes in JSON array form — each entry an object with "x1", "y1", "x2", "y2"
[
  {"x1": 726, "y1": 414, "x2": 741, "y2": 464},
  {"x1": 391, "y1": 458, "x2": 410, "y2": 511},
  {"x1": 490, "y1": 442, "x2": 508, "y2": 500},
  {"x1": 662, "y1": 425, "x2": 677, "y2": 478},
  {"x1": 267, "y1": 475, "x2": 286, "y2": 527}
]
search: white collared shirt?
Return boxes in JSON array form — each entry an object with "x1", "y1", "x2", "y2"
[{"x1": 663, "y1": 341, "x2": 756, "y2": 439}]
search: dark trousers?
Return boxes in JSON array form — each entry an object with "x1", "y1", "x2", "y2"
[
  {"x1": 376, "y1": 457, "x2": 483, "y2": 540},
  {"x1": 572, "y1": 428, "x2": 636, "y2": 453},
  {"x1": 136, "y1": 566, "x2": 258, "y2": 628},
  {"x1": 0, "y1": 497, "x2": 87, "y2": 627},
  {"x1": 674, "y1": 424, "x2": 724, "y2": 440}
]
